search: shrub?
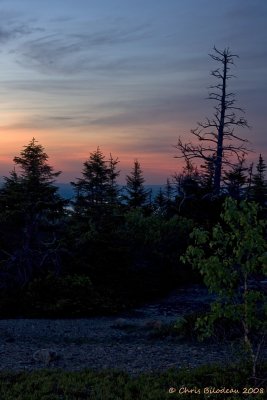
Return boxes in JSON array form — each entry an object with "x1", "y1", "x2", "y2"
[
  {"x1": 24, "y1": 273, "x2": 104, "y2": 317},
  {"x1": 0, "y1": 363, "x2": 266, "y2": 399}
]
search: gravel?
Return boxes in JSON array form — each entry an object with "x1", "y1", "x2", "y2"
[{"x1": 0, "y1": 286, "x2": 265, "y2": 375}]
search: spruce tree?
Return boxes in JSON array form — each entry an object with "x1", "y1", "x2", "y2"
[
  {"x1": 161, "y1": 178, "x2": 175, "y2": 217},
  {"x1": 223, "y1": 156, "x2": 248, "y2": 200},
  {"x1": 71, "y1": 147, "x2": 120, "y2": 215},
  {"x1": 152, "y1": 188, "x2": 165, "y2": 216},
  {"x1": 200, "y1": 155, "x2": 216, "y2": 195},
  {"x1": 173, "y1": 160, "x2": 200, "y2": 199},
  {"x1": 124, "y1": 160, "x2": 149, "y2": 208},
  {"x1": 154, "y1": 188, "x2": 165, "y2": 210},
  {"x1": 1, "y1": 138, "x2": 64, "y2": 227},
  {"x1": 251, "y1": 154, "x2": 267, "y2": 206},
  {"x1": 72, "y1": 147, "x2": 108, "y2": 208},
  {"x1": 164, "y1": 178, "x2": 174, "y2": 203},
  {"x1": 0, "y1": 138, "x2": 65, "y2": 286},
  {"x1": 106, "y1": 154, "x2": 121, "y2": 205}
]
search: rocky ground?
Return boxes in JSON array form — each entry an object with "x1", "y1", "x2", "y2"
[{"x1": 0, "y1": 285, "x2": 265, "y2": 375}]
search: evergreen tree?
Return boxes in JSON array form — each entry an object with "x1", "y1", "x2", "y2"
[
  {"x1": 0, "y1": 138, "x2": 65, "y2": 286},
  {"x1": 200, "y1": 155, "x2": 216, "y2": 196},
  {"x1": 72, "y1": 147, "x2": 108, "y2": 209},
  {"x1": 223, "y1": 156, "x2": 248, "y2": 200},
  {"x1": 106, "y1": 154, "x2": 121, "y2": 205},
  {"x1": 71, "y1": 147, "x2": 120, "y2": 216},
  {"x1": 124, "y1": 160, "x2": 149, "y2": 208},
  {"x1": 154, "y1": 188, "x2": 166, "y2": 215},
  {"x1": 160, "y1": 178, "x2": 175, "y2": 217},
  {"x1": 164, "y1": 178, "x2": 174, "y2": 203},
  {"x1": 251, "y1": 154, "x2": 267, "y2": 206},
  {"x1": 1, "y1": 138, "x2": 64, "y2": 227},
  {"x1": 173, "y1": 160, "x2": 200, "y2": 199}
]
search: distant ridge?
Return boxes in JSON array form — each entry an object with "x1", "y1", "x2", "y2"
[
  {"x1": 56, "y1": 183, "x2": 164, "y2": 200},
  {"x1": 0, "y1": 180, "x2": 164, "y2": 200}
]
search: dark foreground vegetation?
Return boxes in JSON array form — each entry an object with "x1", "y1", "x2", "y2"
[{"x1": 0, "y1": 363, "x2": 266, "y2": 400}]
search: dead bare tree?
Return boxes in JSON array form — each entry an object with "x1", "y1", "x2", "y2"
[{"x1": 176, "y1": 47, "x2": 250, "y2": 195}]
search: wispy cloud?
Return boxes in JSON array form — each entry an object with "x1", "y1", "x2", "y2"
[
  {"x1": 224, "y1": 0, "x2": 267, "y2": 21},
  {"x1": 15, "y1": 22, "x2": 152, "y2": 75},
  {"x1": 1, "y1": 79, "x2": 92, "y2": 94},
  {"x1": 0, "y1": 25, "x2": 31, "y2": 43},
  {"x1": 0, "y1": 88, "x2": 207, "y2": 134},
  {"x1": 0, "y1": 10, "x2": 43, "y2": 44}
]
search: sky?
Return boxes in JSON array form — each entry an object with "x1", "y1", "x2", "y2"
[{"x1": 0, "y1": 0, "x2": 266, "y2": 184}]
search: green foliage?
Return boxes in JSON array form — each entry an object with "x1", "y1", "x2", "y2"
[
  {"x1": 182, "y1": 198, "x2": 267, "y2": 293},
  {"x1": 145, "y1": 316, "x2": 196, "y2": 340},
  {"x1": 0, "y1": 363, "x2": 266, "y2": 400},
  {"x1": 181, "y1": 198, "x2": 267, "y2": 374},
  {"x1": 145, "y1": 312, "x2": 242, "y2": 342}
]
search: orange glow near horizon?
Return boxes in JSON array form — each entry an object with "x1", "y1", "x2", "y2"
[
  {"x1": 0, "y1": 0, "x2": 266, "y2": 188},
  {"x1": 0, "y1": 122, "x2": 185, "y2": 184},
  {"x1": 0, "y1": 112, "x2": 264, "y2": 185}
]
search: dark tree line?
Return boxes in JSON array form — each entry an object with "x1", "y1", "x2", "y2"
[
  {"x1": 0, "y1": 139, "x2": 192, "y2": 316},
  {"x1": 0, "y1": 138, "x2": 265, "y2": 302}
]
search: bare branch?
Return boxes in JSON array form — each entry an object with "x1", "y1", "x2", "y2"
[{"x1": 175, "y1": 47, "x2": 250, "y2": 194}]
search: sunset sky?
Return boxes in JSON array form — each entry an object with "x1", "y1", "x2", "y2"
[{"x1": 0, "y1": 0, "x2": 266, "y2": 184}]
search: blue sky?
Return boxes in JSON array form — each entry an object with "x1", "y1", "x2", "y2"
[{"x1": 0, "y1": 0, "x2": 266, "y2": 183}]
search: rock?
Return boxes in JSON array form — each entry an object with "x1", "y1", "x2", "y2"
[
  {"x1": 144, "y1": 320, "x2": 163, "y2": 330},
  {"x1": 113, "y1": 318, "x2": 128, "y2": 328},
  {"x1": 5, "y1": 337, "x2": 15, "y2": 343},
  {"x1": 33, "y1": 349, "x2": 59, "y2": 366}
]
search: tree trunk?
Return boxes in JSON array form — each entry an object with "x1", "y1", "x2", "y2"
[{"x1": 213, "y1": 54, "x2": 227, "y2": 195}]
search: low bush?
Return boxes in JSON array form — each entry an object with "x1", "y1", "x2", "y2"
[
  {"x1": 0, "y1": 363, "x2": 266, "y2": 399},
  {"x1": 147, "y1": 312, "x2": 245, "y2": 342},
  {"x1": 0, "y1": 273, "x2": 120, "y2": 317}
]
